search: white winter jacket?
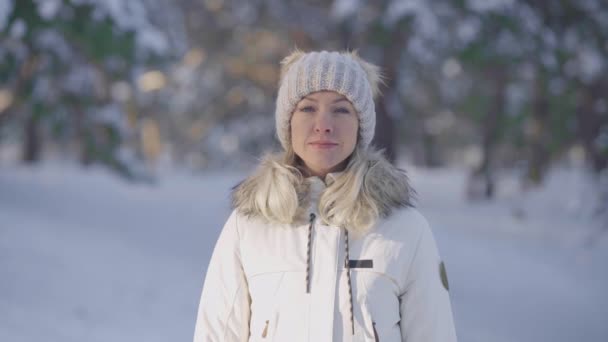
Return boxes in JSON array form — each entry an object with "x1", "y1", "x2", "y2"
[{"x1": 194, "y1": 152, "x2": 457, "y2": 342}]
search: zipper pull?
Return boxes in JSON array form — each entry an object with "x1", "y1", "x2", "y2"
[
  {"x1": 261, "y1": 320, "x2": 269, "y2": 338},
  {"x1": 306, "y1": 212, "x2": 316, "y2": 294},
  {"x1": 372, "y1": 321, "x2": 379, "y2": 342}
]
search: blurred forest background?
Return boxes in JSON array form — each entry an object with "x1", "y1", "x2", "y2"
[{"x1": 1, "y1": 0, "x2": 607, "y2": 224}]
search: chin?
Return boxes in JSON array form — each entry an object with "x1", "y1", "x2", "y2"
[{"x1": 311, "y1": 158, "x2": 343, "y2": 172}]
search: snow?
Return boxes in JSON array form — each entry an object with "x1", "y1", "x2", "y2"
[
  {"x1": 35, "y1": 0, "x2": 62, "y2": 20},
  {"x1": 385, "y1": 0, "x2": 422, "y2": 26},
  {"x1": 56, "y1": 0, "x2": 169, "y2": 55},
  {"x1": 456, "y1": 16, "x2": 482, "y2": 46},
  {"x1": 0, "y1": 0, "x2": 14, "y2": 31},
  {"x1": 9, "y1": 18, "x2": 26, "y2": 40},
  {"x1": 91, "y1": 104, "x2": 129, "y2": 135},
  {"x1": 577, "y1": 47, "x2": 604, "y2": 84},
  {"x1": 466, "y1": 0, "x2": 515, "y2": 13},
  {"x1": 1, "y1": 162, "x2": 607, "y2": 341},
  {"x1": 330, "y1": 0, "x2": 361, "y2": 20},
  {"x1": 410, "y1": 166, "x2": 608, "y2": 342},
  {"x1": 1, "y1": 0, "x2": 168, "y2": 55},
  {"x1": 385, "y1": 0, "x2": 439, "y2": 38},
  {"x1": 98, "y1": 0, "x2": 169, "y2": 55}
]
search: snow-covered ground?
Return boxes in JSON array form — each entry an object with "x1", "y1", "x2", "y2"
[{"x1": 1, "y1": 162, "x2": 607, "y2": 342}]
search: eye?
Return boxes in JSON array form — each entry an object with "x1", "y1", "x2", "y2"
[
  {"x1": 298, "y1": 106, "x2": 315, "y2": 113},
  {"x1": 334, "y1": 107, "x2": 351, "y2": 114}
]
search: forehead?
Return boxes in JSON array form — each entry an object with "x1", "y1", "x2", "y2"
[{"x1": 301, "y1": 91, "x2": 348, "y2": 102}]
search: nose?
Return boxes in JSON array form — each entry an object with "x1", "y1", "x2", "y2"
[{"x1": 314, "y1": 111, "x2": 333, "y2": 134}]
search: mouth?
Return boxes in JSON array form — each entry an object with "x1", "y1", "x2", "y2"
[{"x1": 309, "y1": 141, "x2": 338, "y2": 149}]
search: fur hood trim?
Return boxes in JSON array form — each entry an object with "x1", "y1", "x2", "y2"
[{"x1": 231, "y1": 148, "x2": 415, "y2": 234}]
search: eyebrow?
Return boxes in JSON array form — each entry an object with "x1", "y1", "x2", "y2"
[{"x1": 302, "y1": 96, "x2": 349, "y2": 104}]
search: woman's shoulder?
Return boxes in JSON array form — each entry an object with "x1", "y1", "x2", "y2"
[
  {"x1": 375, "y1": 206, "x2": 433, "y2": 242},
  {"x1": 228, "y1": 208, "x2": 265, "y2": 228},
  {"x1": 228, "y1": 208, "x2": 297, "y2": 233}
]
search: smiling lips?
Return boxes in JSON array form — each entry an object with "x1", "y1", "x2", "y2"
[{"x1": 309, "y1": 140, "x2": 338, "y2": 149}]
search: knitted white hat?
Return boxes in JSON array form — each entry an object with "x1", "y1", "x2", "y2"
[{"x1": 275, "y1": 50, "x2": 382, "y2": 151}]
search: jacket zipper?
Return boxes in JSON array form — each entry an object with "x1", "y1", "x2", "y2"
[
  {"x1": 261, "y1": 320, "x2": 269, "y2": 338},
  {"x1": 372, "y1": 321, "x2": 379, "y2": 342}
]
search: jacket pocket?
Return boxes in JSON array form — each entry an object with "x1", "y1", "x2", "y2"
[{"x1": 250, "y1": 273, "x2": 284, "y2": 340}]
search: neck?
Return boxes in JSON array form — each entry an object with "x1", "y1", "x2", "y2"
[{"x1": 300, "y1": 160, "x2": 349, "y2": 181}]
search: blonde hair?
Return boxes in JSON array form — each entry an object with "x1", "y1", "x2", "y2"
[{"x1": 232, "y1": 145, "x2": 413, "y2": 236}]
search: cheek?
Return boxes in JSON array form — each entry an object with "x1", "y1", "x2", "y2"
[
  {"x1": 341, "y1": 118, "x2": 359, "y2": 146},
  {"x1": 290, "y1": 117, "x2": 308, "y2": 144}
]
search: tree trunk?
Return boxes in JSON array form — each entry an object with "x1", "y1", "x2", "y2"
[
  {"x1": 576, "y1": 81, "x2": 608, "y2": 173},
  {"x1": 375, "y1": 22, "x2": 410, "y2": 163},
  {"x1": 374, "y1": 97, "x2": 396, "y2": 161},
  {"x1": 468, "y1": 67, "x2": 507, "y2": 199},
  {"x1": 22, "y1": 112, "x2": 41, "y2": 163},
  {"x1": 524, "y1": 73, "x2": 551, "y2": 187},
  {"x1": 73, "y1": 105, "x2": 93, "y2": 166}
]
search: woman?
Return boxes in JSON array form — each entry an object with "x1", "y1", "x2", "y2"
[{"x1": 194, "y1": 50, "x2": 457, "y2": 342}]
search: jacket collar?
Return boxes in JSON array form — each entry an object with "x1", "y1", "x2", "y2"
[{"x1": 304, "y1": 172, "x2": 341, "y2": 217}]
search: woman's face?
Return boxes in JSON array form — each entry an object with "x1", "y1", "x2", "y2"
[{"x1": 290, "y1": 91, "x2": 359, "y2": 178}]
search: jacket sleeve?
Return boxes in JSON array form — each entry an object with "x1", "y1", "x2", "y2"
[
  {"x1": 399, "y1": 217, "x2": 457, "y2": 342},
  {"x1": 193, "y1": 210, "x2": 251, "y2": 342}
]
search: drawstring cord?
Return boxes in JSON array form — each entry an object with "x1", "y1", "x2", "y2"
[
  {"x1": 344, "y1": 228, "x2": 355, "y2": 335},
  {"x1": 305, "y1": 214, "x2": 354, "y2": 336},
  {"x1": 306, "y1": 213, "x2": 315, "y2": 294}
]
